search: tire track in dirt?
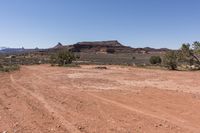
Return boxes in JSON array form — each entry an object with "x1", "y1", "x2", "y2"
[
  {"x1": 87, "y1": 92, "x2": 199, "y2": 133},
  {"x1": 10, "y1": 74, "x2": 81, "y2": 133}
]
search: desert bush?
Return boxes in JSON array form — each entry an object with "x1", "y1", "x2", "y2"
[
  {"x1": 95, "y1": 66, "x2": 107, "y2": 69},
  {"x1": 50, "y1": 50, "x2": 76, "y2": 66},
  {"x1": 163, "y1": 51, "x2": 178, "y2": 70},
  {"x1": 0, "y1": 64, "x2": 20, "y2": 72},
  {"x1": 75, "y1": 55, "x2": 80, "y2": 59},
  {"x1": 149, "y1": 56, "x2": 162, "y2": 65},
  {"x1": 63, "y1": 63, "x2": 80, "y2": 67},
  {"x1": 0, "y1": 64, "x2": 3, "y2": 69},
  {"x1": 50, "y1": 54, "x2": 58, "y2": 66}
]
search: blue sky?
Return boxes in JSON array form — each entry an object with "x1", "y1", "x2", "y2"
[{"x1": 0, "y1": 0, "x2": 200, "y2": 49}]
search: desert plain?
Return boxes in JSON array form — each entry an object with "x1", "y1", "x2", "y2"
[{"x1": 0, "y1": 65, "x2": 200, "y2": 133}]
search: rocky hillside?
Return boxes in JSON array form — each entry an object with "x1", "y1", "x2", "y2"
[
  {"x1": 64, "y1": 40, "x2": 169, "y2": 53},
  {"x1": 70, "y1": 40, "x2": 134, "y2": 53}
]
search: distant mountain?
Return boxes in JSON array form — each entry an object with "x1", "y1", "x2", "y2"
[
  {"x1": 69, "y1": 40, "x2": 134, "y2": 53},
  {"x1": 0, "y1": 47, "x2": 42, "y2": 54},
  {"x1": 53, "y1": 42, "x2": 63, "y2": 49},
  {"x1": 0, "y1": 48, "x2": 24, "y2": 54},
  {"x1": 0, "y1": 47, "x2": 8, "y2": 50},
  {"x1": 75, "y1": 40, "x2": 123, "y2": 47},
  {"x1": 69, "y1": 40, "x2": 170, "y2": 53},
  {"x1": 143, "y1": 47, "x2": 170, "y2": 52},
  {"x1": 0, "y1": 40, "x2": 171, "y2": 55}
]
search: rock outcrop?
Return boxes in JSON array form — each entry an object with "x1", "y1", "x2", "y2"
[
  {"x1": 53, "y1": 42, "x2": 63, "y2": 49},
  {"x1": 71, "y1": 40, "x2": 134, "y2": 53}
]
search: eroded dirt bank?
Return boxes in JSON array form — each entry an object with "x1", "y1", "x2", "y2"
[{"x1": 1, "y1": 65, "x2": 200, "y2": 133}]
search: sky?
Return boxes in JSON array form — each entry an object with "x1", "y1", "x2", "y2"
[{"x1": 0, "y1": 0, "x2": 200, "y2": 49}]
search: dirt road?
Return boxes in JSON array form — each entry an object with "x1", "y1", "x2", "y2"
[{"x1": 1, "y1": 65, "x2": 200, "y2": 133}]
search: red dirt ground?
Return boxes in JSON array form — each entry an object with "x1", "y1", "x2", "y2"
[{"x1": 0, "y1": 65, "x2": 200, "y2": 133}]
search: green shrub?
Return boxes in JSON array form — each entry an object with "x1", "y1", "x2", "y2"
[
  {"x1": 50, "y1": 54, "x2": 58, "y2": 66},
  {"x1": 63, "y1": 63, "x2": 80, "y2": 67},
  {"x1": 10, "y1": 65, "x2": 20, "y2": 71},
  {"x1": 0, "y1": 65, "x2": 20, "y2": 72},
  {"x1": 163, "y1": 51, "x2": 178, "y2": 70},
  {"x1": 0, "y1": 64, "x2": 3, "y2": 69},
  {"x1": 149, "y1": 56, "x2": 162, "y2": 64},
  {"x1": 75, "y1": 55, "x2": 80, "y2": 59},
  {"x1": 50, "y1": 50, "x2": 76, "y2": 66}
]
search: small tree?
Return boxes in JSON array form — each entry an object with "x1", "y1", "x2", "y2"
[
  {"x1": 192, "y1": 42, "x2": 200, "y2": 64},
  {"x1": 149, "y1": 56, "x2": 162, "y2": 65},
  {"x1": 163, "y1": 51, "x2": 178, "y2": 70},
  {"x1": 177, "y1": 43, "x2": 200, "y2": 65},
  {"x1": 192, "y1": 41, "x2": 200, "y2": 54}
]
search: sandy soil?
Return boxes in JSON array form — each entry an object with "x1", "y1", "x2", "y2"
[{"x1": 1, "y1": 65, "x2": 200, "y2": 133}]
